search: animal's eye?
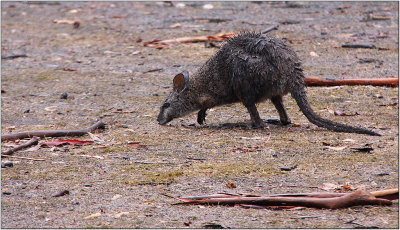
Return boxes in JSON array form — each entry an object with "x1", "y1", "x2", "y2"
[{"x1": 162, "y1": 103, "x2": 170, "y2": 108}]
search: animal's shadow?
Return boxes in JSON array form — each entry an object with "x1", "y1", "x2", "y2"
[{"x1": 176, "y1": 118, "x2": 289, "y2": 131}]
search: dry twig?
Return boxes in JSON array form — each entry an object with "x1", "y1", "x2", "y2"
[
  {"x1": 1, "y1": 120, "x2": 105, "y2": 141},
  {"x1": 172, "y1": 189, "x2": 397, "y2": 209},
  {"x1": 1, "y1": 154, "x2": 47, "y2": 161},
  {"x1": 1, "y1": 136, "x2": 40, "y2": 155},
  {"x1": 305, "y1": 76, "x2": 398, "y2": 87}
]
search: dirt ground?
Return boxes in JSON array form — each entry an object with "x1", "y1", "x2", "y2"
[{"x1": 1, "y1": 1, "x2": 398, "y2": 228}]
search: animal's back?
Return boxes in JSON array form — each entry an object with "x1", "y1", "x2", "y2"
[{"x1": 211, "y1": 32, "x2": 305, "y2": 100}]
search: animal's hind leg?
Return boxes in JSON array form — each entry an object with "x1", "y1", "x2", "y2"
[
  {"x1": 244, "y1": 103, "x2": 265, "y2": 128},
  {"x1": 271, "y1": 95, "x2": 291, "y2": 125}
]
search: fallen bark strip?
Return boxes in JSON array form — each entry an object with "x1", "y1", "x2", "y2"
[
  {"x1": 341, "y1": 44, "x2": 376, "y2": 49},
  {"x1": 1, "y1": 120, "x2": 105, "y2": 141},
  {"x1": 261, "y1": 24, "x2": 279, "y2": 34},
  {"x1": 305, "y1": 76, "x2": 398, "y2": 87},
  {"x1": 178, "y1": 189, "x2": 398, "y2": 201},
  {"x1": 144, "y1": 25, "x2": 280, "y2": 49},
  {"x1": 173, "y1": 189, "x2": 396, "y2": 209},
  {"x1": 1, "y1": 136, "x2": 40, "y2": 155},
  {"x1": 1, "y1": 54, "x2": 28, "y2": 60},
  {"x1": 1, "y1": 154, "x2": 47, "y2": 161},
  {"x1": 268, "y1": 188, "x2": 399, "y2": 200},
  {"x1": 143, "y1": 32, "x2": 236, "y2": 48}
]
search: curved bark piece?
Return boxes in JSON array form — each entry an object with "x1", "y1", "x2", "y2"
[
  {"x1": 305, "y1": 76, "x2": 398, "y2": 87},
  {"x1": 1, "y1": 136, "x2": 40, "y2": 155},
  {"x1": 1, "y1": 120, "x2": 105, "y2": 141},
  {"x1": 175, "y1": 190, "x2": 393, "y2": 209}
]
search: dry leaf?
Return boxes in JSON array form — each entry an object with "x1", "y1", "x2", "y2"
[
  {"x1": 343, "y1": 138, "x2": 355, "y2": 143},
  {"x1": 26, "y1": 144, "x2": 41, "y2": 152},
  {"x1": 88, "y1": 132, "x2": 105, "y2": 144},
  {"x1": 334, "y1": 33, "x2": 355, "y2": 39},
  {"x1": 325, "y1": 146, "x2": 347, "y2": 151},
  {"x1": 372, "y1": 15, "x2": 391, "y2": 20},
  {"x1": 41, "y1": 139, "x2": 93, "y2": 147},
  {"x1": 114, "y1": 212, "x2": 130, "y2": 218},
  {"x1": 170, "y1": 23, "x2": 182, "y2": 28},
  {"x1": 127, "y1": 141, "x2": 148, "y2": 149},
  {"x1": 226, "y1": 180, "x2": 237, "y2": 189},
  {"x1": 131, "y1": 50, "x2": 142, "y2": 55},
  {"x1": 111, "y1": 194, "x2": 122, "y2": 200},
  {"x1": 45, "y1": 106, "x2": 58, "y2": 112},
  {"x1": 84, "y1": 212, "x2": 102, "y2": 219},
  {"x1": 321, "y1": 183, "x2": 339, "y2": 191},
  {"x1": 53, "y1": 19, "x2": 78, "y2": 25},
  {"x1": 79, "y1": 155, "x2": 104, "y2": 159},
  {"x1": 341, "y1": 185, "x2": 352, "y2": 190}
]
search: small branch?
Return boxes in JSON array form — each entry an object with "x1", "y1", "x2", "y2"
[
  {"x1": 1, "y1": 120, "x2": 105, "y2": 141},
  {"x1": 1, "y1": 155, "x2": 47, "y2": 161},
  {"x1": 305, "y1": 76, "x2": 398, "y2": 87},
  {"x1": 173, "y1": 189, "x2": 396, "y2": 209},
  {"x1": 134, "y1": 161, "x2": 187, "y2": 165},
  {"x1": 341, "y1": 44, "x2": 376, "y2": 49},
  {"x1": 1, "y1": 136, "x2": 40, "y2": 155},
  {"x1": 255, "y1": 132, "x2": 272, "y2": 149},
  {"x1": 370, "y1": 188, "x2": 399, "y2": 200},
  {"x1": 261, "y1": 24, "x2": 279, "y2": 34},
  {"x1": 1, "y1": 54, "x2": 28, "y2": 60},
  {"x1": 143, "y1": 32, "x2": 237, "y2": 49}
]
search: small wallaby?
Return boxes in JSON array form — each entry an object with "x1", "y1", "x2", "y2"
[{"x1": 157, "y1": 32, "x2": 380, "y2": 136}]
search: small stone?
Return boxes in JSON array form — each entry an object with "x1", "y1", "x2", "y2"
[
  {"x1": 175, "y1": 3, "x2": 185, "y2": 8},
  {"x1": 60, "y1": 92, "x2": 68, "y2": 99},
  {"x1": 53, "y1": 190, "x2": 70, "y2": 197},
  {"x1": 123, "y1": 156, "x2": 130, "y2": 160},
  {"x1": 24, "y1": 109, "x2": 30, "y2": 113},
  {"x1": 1, "y1": 162, "x2": 13, "y2": 168},
  {"x1": 202, "y1": 4, "x2": 214, "y2": 9},
  {"x1": 73, "y1": 21, "x2": 80, "y2": 29},
  {"x1": 83, "y1": 184, "x2": 92, "y2": 187},
  {"x1": 376, "y1": 172, "x2": 389, "y2": 176}
]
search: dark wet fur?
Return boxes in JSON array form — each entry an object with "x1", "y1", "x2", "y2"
[{"x1": 157, "y1": 32, "x2": 380, "y2": 136}]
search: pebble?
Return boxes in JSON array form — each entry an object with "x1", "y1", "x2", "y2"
[
  {"x1": 1, "y1": 162, "x2": 14, "y2": 168},
  {"x1": 203, "y1": 4, "x2": 214, "y2": 9},
  {"x1": 60, "y1": 92, "x2": 68, "y2": 99},
  {"x1": 175, "y1": 3, "x2": 185, "y2": 8},
  {"x1": 53, "y1": 190, "x2": 70, "y2": 197}
]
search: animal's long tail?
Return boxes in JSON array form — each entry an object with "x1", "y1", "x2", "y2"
[{"x1": 291, "y1": 88, "x2": 381, "y2": 136}]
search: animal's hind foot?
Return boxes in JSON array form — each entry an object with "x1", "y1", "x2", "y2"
[
  {"x1": 262, "y1": 118, "x2": 291, "y2": 126},
  {"x1": 251, "y1": 121, "x2": 266, "y2": 129}
]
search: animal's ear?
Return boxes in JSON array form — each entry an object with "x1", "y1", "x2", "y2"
[{"x1": 173, "y1": 70, "x2": 190, "y2": 92}]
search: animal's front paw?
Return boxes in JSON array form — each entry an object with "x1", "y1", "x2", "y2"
[{"x1": 197, "y1": 109, "x2": 207, "y2": 125}]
